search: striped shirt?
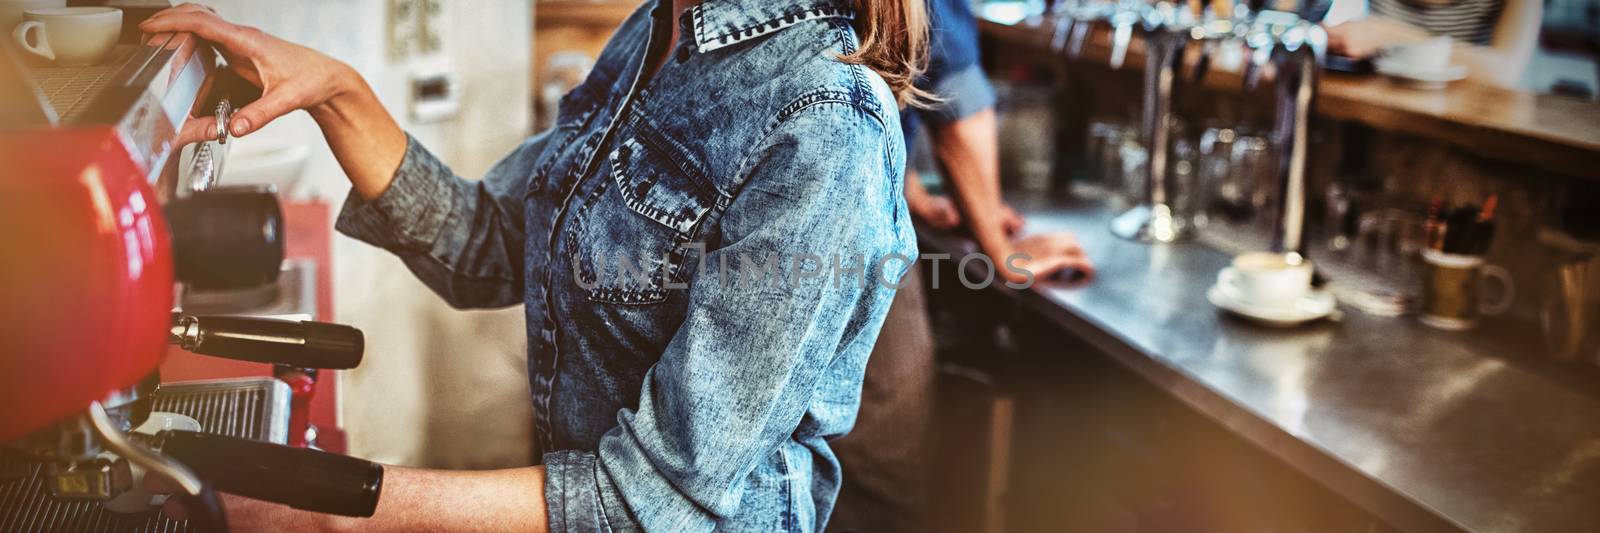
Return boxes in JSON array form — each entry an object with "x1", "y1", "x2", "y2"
[{"x1": 1369, "y1": 0, "x2": 1503, "y2": 44}]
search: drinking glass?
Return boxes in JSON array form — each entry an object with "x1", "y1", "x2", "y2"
[
  {"x1": 1217, "y1": 135, "x2": 1270, "y2": 223},
  {"x1": 1085, "y1": 118, "x2": 1126, "y2": 185},
  {"x1": 1115, "y1": 135, "x2": 1148, "y2": 205},
  {"x1": 1198, "y1": 125, "x2": 1237, "y2": 191}
]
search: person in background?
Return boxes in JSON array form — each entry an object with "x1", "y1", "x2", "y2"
[
  {"x1": 1324, "y1": 0, "x2": 1543, "y2": 87},
  {"x1": 828, "y1": 0, "x2": 1095, "y2": 531},
  {"x1": 142, "y1": 0, "x2": 928, "y2": 530}
]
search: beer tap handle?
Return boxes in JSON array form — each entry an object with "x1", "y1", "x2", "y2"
[
  {"x1": 1052, "y1": 4, "x2": 1074, "y2": 52},
  {"x1": 1190, "y1": 39, "x2": 1214, "y2": 85},
  {"x1": 1244, "y1": 37, "x2": 1274, "y2": 90},
  {"x1": 1109, "y1": 16, "x2": 1134, "y2": 69},
  {"x1": 1306, "y1": 22, "x2": 1329, "y2": 63},
  {"x1": 1068, "y1": 16, "x2": 1093, "y2": 57}
]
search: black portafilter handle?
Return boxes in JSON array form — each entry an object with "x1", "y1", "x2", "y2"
[
  {"x1": 170, "y1": 314, "x2": 365, "y2": 369},
  {"x1": 176, "y1": 482, "x2": 230, "y2": 532},
  {"x1": 157, "y1": 431, "x2": 383, "y2": 518},
  {"x1": 165, "y1": 187, "x2": 285, "y2": 290}
]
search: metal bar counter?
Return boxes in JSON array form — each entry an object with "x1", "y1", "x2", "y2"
[{"x1": 918, "y1": 194, "x2": 1600, "y2": 532}]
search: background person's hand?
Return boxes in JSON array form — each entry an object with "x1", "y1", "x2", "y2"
[
  {"x1": 1326, "y1": 17, "x2": 1428, "y2": 59},
  {"x1": 999, "y1": 202, "x2": 1024, "y2": 237},
  {"x1": 908, "y1": 192, "x2": 963, "y2": 230},
  {"x1": 903, "y1": 185, "x2": 1024, "y2": 236},
  {"x1": 1006, "y1": 232, "x2": 1094, "y2": 286},
  {"x1": 140, "y1": 3, "x2": 358, "y2": 145}
]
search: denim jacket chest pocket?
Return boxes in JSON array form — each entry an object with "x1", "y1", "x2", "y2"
[
  {"x1": 528, "y1": 89, "x2": 606, "y2": 198},
  {"x1": 569, "y1": 134, "x2": 721, "y2": 305}
]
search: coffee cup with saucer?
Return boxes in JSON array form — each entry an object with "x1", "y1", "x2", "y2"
[
  {"x1": 1208, "y1": 251, "x2": 1337, "y2": 327},
  {"x1": 1375, "y1": 37, "x2": 1467, "y2": 89}
]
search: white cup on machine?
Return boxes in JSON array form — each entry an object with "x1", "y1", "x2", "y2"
[
  {"x1": 11, "y1": 6, "x2": 121, "y2": 66},
  {"x1": 1217, "y1": 251, "x2": 1315, "y2": 310}
]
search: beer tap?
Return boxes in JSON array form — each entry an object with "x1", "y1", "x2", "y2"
[
  {"x1": 1107, "y1": 0, "x2": 1143, "y2": 68},
  {"x1": 1052, "y1": 0, "x2": 1113, "y2": 59},
  {"x1": 1237, "y1": 0, "x2": 1328, "y2": 259},
  {"x1": 1108, "y1": 0, "x2": 1233, "y2": 242},
  {"x1": 1052, "y1": 0, "x2": 1078, "y2": 52}
]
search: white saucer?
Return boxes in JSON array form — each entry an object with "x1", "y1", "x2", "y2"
[
  {"x1": 1207, "y1": 282, "x2": 1338, "y2": 327},
  {"x1": 1374, "y1": 58, "x2": 1467, "y2": 89}
]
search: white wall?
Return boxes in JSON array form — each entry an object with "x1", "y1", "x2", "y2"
[{"x1": 203, "y1": 0, "x2": 535, "y2": 469}]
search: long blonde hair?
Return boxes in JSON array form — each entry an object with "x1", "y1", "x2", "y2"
[{"x1": 840, "y1": 0, "x2": 933, "y2": 107}]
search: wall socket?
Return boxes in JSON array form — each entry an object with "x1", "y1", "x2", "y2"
[{"x1": 388, "y1": 0, "x2": 445, "y2": 60}]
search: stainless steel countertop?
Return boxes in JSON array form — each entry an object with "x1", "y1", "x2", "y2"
[{"x1": 919, "y1": 194, "x2": 1600, "y2": 532}]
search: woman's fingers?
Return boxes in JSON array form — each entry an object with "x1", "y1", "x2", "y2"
[
  {"x1": 174, "y1": 89, "x2": 293, "y2": 140},
  {"x1": 139, "y1": 8, "x2": 254, "y2": 53},
  {"x1": 176, "y1": 114, "x2": 220, "y2": 146},
  {"x1": 228, "y1": 89, "x2": 297, "y2": 136},
  {"x1": 176, "y1": 87, "x2": 294, "y2": 142}
]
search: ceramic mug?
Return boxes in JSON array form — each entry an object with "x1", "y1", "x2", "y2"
[
  {"x1": 12, "y1": 6, "x2": 120, "y2": 66},
  {"x1": 1220, "y1": 251, "x2": 1314, "y2": 309},
  {"x1": 1420, "y1": 249, "x2": 1514, "y2": 330}
]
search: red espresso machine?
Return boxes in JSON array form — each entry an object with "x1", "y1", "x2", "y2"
[{"x1": 1, "y1": 17, "x2": 382, "y2": 532}]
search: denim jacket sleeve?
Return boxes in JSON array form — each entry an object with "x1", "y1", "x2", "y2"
[
  {"x1": 543, "y1": 101, "x2": 911, "y2": 532},
  {"x1": 335, "y1": 132, "x2": 548, "y2": 309}
]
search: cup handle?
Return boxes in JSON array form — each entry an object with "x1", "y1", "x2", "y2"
[
  {"x1": 1479, "y1": 264, "x2": 1515, "y2": 316},
  {"x1": 12, "y1": 21, "x2": 53, "y2": 61}
]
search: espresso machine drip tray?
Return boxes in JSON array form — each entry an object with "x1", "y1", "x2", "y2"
[
  {"x1": 28, "y1": 45, "x2": 141, "y2": 124},
  {"x1": 0, "y1": 378, "x2": 290, "y2": 532}
]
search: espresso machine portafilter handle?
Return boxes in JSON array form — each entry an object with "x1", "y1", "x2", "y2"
[
  {"x1": 156, "y1": 430, "x2": 384, "y2": 517},
  {"x1": 170, "y1": 315, "x2": 366, "y2": 369}
]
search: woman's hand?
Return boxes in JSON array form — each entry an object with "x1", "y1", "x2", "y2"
[
  {"x1": 140, "y1": 3, "x2": 406, "y2": 200},
  {"x1": 140, "y1": 3, "x2": 357, "y2": 144}
]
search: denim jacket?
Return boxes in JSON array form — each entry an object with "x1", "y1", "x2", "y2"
[{"x1": 335, "y1": 0, "x2": 915, "y2": 530}]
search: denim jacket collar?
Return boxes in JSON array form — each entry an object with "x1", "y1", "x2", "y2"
[{"x1": 689, "y1": 0, "x2": 855, "y2": 52}]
